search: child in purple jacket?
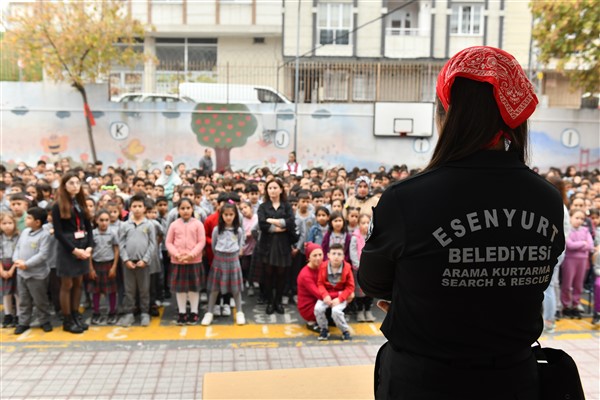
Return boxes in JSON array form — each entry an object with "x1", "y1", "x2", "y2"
[{"x1": 561, "y1": 209, "x2": 594, "y2": 319}]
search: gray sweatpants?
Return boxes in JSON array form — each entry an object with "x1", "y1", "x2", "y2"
[
  {"x1": 122, "y1": 266, "x2": 150, "y2": 314},
  {"x1": 17, "y1": 275, "x2": 52, "y2": 326},
  {"x1": 314, "y1": 299, "x2": 349, "y2": 333}
]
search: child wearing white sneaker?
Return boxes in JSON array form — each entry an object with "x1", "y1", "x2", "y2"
[
  {"x1": 117, "y1": 194, "x2": 156, "y2": 327},
  {"x1": 202, "y1": 203, "x2": 246, "y2": 326},
  {"x1": 349, "y1": 214, "x2": 375, "y2": 322},
  {"x1": 315, "y1": 243, "x2": 355, "y2": 341},
  {"x1": 165, "y1": 198, "x2": 206, "y2": 325}
]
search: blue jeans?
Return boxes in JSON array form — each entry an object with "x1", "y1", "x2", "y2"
[{"x1": 543, "y1": 252, "x2": 564, "y2": 322}]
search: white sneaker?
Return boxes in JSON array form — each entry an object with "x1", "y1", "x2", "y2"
[
  {"x1": 117, "y1": 313, "x2": 134, "y2": 327},
  {"x1": 356, "y1": 310, "x2": 366, "y2": 322},
  {"x1": 236, "y1": 312, "x2": 246, "y2": 325},
  {"x1": 140, "y1": 313, "x2": 150, "y2": 327},
  {"x1": 282, "y1": 296, "x2": 289, "y2": 305},
  {"x1": 576, "y1": 304, "x2": 585, "y2": 312},
  {"x1": 201, "y1": 312, "x2": 213, "y2": 326},
  {"x1": 230, "y1": 298, "x2": 236, "y2": 307},
  {"x1": 213, "y1": 305, "x2": 221, "y2": 316},
  {"x1": 364, "y1": 310, "x2": 376, "y2": 322},
  {"x1": 222, "y1": 304, "x2": 231, "y2": 317}
]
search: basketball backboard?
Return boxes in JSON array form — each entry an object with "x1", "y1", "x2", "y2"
[{"x1": 373, "y1": 102, "x2": 435, "y2": 137}]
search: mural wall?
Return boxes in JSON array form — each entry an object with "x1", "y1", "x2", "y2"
[{"x1": 1, "y1": 82, "x2": 598, "y2": 172}]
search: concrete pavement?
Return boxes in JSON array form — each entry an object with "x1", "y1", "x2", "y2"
[{"x1": 1, "y1": 296, "x2": 598, "y2": 399}]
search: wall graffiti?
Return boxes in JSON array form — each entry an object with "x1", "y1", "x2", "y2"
[{"x1": 1, "y1": 82, "x2": 598, "y2": 172}]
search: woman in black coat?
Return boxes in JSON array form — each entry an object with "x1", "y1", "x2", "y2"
[
  {"x1": 359, "y1": 46, "x2": 566, "y2": 399},
  {"x1": 52, "y1": 172, "x2": 94, "y2": 334},
  {"x1": 257, "y1": 179, "x2": 296, "y2": 314}
]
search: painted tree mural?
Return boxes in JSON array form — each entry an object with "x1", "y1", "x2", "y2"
[{"x1": 191, "y1": 103, "x2": 258, "y2": 170}]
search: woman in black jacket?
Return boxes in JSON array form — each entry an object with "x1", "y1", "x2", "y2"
[
  {"x1": 359, "y1": 46, "x2": 566, "y2": 399},
  {"x1": 52, "y1": 172, "x2": 94, "y2": 334},
  {"x1": 257, "y1": 179, "x2": 296, "y2": 314}
]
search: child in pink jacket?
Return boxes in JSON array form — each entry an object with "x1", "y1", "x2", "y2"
[
  {"x1": 561, "y1": 209, "x2": 594, "y2": 319},
  {"x1": 166, "y1": 198, "x2": 206, "y2": 325}
]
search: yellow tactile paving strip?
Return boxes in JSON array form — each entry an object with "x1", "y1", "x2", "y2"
[{"x1": 0, "y1": 316, "x2": 596, "y2": 345}]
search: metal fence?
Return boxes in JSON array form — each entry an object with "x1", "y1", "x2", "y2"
[
  {"x1": 3, "y1": 55, "x2": 443, "y2": 104},
  {"x1": 0, "y1": 52, "x2": 43, "y2": 82},
  {"x1": 152, "y1": 60, "x2": 443, "y2": 103}
]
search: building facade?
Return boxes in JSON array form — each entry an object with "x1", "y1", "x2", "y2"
[
  {"x1": 280, "y1": 0, "x2": 546, "y2": 103},
  {"x1": 6, "y1": 0, "x2": 585, "y2": 107}
]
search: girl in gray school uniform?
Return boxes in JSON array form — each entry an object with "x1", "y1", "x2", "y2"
[
  {"x1": 0, "y1": 211, "x2": 20, "y2": 328},
  {"x1": 88, "y1": 210, "x2": 119, "y2": 325},
  {"x1": 202, "y1": 203, "x2": 245, "y2": 326}
]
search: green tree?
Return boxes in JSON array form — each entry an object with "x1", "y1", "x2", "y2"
[
  {"x1": 4, "y1": 0, "x2": 148, "y2": 162},
  {"x1": 0, "y1": 32, "x2": 43, "y2": 81},
  {"x1": 531, "y1": 0, "x2": 599, "y2": 93},
  {"x1": 191, "y1": 104, "x2": 258, "y2": 170}
]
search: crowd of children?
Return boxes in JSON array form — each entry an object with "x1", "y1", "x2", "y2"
[{"x1": 0, "y1": 157, "x2": 599, "y2": 339}]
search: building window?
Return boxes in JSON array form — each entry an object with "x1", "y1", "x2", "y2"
[
  {"x1": 353, "y1": 71, "x2": 376, "y2": 101},
  {"x1": 450, "y1": 4, "x2": 483, "y2": 35},
  {"x1": 323, "y1": 69, "x2": 349, "y2": 101},
  {"x1": 390, "y1": 12, "x2": 415, "y2": 36},
  {"x1": 318, "y1": 3, "x2": 352, "y2": 46},
  {"x1": 156, "y1": 38, "x2": 217, "y2": 72}
]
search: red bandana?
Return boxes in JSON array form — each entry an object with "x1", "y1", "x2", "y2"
[{"x1": 436, "y1": 46, "x2": 538, "y2": 129}]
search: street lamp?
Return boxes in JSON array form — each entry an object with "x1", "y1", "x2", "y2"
[{"x1": 293, "y1": 0, "x2": 301, "y2": 155}]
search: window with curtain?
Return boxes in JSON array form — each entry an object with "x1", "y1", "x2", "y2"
[
  {"x1": 318, "y1": 2, "x2": 352, "y2": 45},
  {"x1": 450, "y1": 4, "x2": 483, "y2": 35}
]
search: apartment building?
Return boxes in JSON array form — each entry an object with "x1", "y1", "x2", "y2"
[
  {"x1": 281, "y1": 0, "x2": 584, "y2": 107},
  {"x1": 109, "y1": 0, "x2": 285, "y2": 97},
  {"x1": 6, "y1": 0, "x2": 584, "y2": 107}
]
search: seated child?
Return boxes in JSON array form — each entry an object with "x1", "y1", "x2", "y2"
[
  {"x1": 314, "y1": 243, "x2": 355, "y2": 341},
  {"x1": 297, "y1": 242, "x2": 323, "y2": 330}
]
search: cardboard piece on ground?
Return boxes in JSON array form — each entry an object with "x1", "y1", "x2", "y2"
[{"x1": 203, "y1": 365, "x2": 374, "y2": 399}]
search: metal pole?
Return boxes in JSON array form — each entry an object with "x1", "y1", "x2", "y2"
[{"x1": 293, "y1": 0, "x2": 301, "y2": 154}]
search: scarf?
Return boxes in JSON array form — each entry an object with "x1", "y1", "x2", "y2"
[{"x1": 436, "y1": 46, "x2": 538, "y2": 129}]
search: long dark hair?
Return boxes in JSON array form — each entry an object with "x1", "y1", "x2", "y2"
[
  {"x1": 218, "y1": 203, "x2": 240, "y2": 234},
  {"x1": 546, "y1": 175, "x2": 568, "y2": 206},
  {"x1": 56, "y1": 172, "x2": 89, "y2": 220},
  {"x1": 177, "y1": 198, "x2": 195, "y2": 219},
  {"x1": 328, "y1": 211, "x2": 348, "y2": 233},
  {"x1": 263, "y1": 178, "x2": 287, "y2": 203},
  {"x1": 426, "y1": 78, "x2": 529, "y2": 170}
]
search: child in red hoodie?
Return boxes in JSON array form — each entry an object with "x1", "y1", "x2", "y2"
[
  {"x1": 296, "y1": 242, "x2": 324, "y2": 330},
  {"x1": 315, "y1": 243, "x2": 355, "y2": 341}
]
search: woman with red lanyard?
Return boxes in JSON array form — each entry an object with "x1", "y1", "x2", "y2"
[
  {"x1": 52, "y1": 172, "x2": 94, "y2": 334},
  {"x1": 359, "y1": 46, "x2": 566, "y2": 399}
]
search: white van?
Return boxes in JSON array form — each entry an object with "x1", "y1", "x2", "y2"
[{"x1": 178, "y1": 83, "x2": 291, "y2": 104}]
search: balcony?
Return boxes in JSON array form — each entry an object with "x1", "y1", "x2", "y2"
[{"x1": 384, "y1": 28, "x2": 431, "y2": 59}]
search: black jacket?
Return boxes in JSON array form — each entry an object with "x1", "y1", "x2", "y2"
[
  {"x1": 359, "y1": 150, "x2": 565, "y2": 360},
  {"x1": 52, "y1": 202, "x2": 94, "y2": 253},
  {"x1": 257, "y1": 200, "x2": 296, "y2": 267}
]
